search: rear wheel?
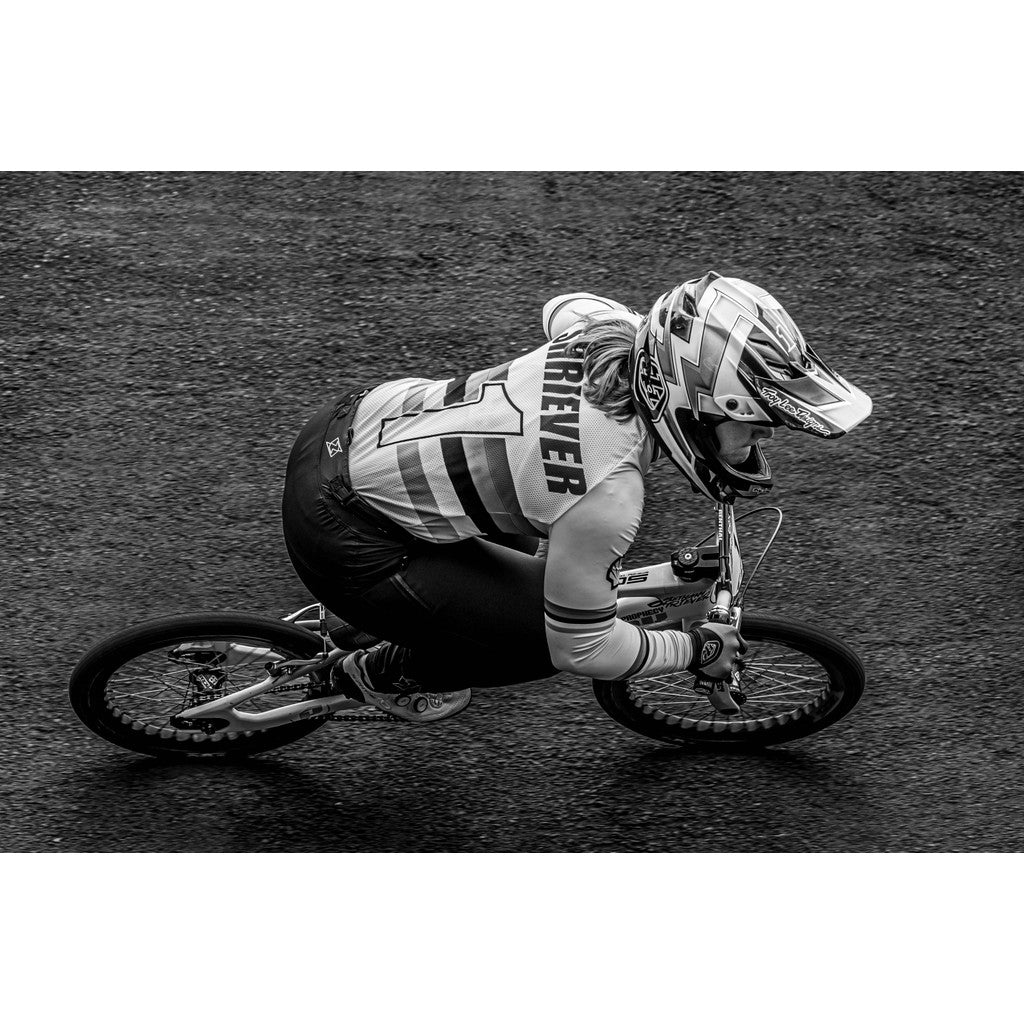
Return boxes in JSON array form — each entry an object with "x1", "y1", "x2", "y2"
[
  {"x1": 593, "y1": 614, "x2": 865, "y2": 749},
  {"x1": 69, "y1": 613, "x2": 331, "y2": 758}
]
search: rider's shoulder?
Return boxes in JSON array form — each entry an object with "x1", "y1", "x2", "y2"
[{"x1": 542, "y1": 292, "x2": 642, "y2": 341}]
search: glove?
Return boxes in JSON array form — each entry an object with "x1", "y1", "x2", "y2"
[{"x1": 685, "y1": 621, "x2": 747, "y2": 679}]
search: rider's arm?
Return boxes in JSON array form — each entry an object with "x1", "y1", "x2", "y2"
[
  {"x1": 543, "y1": 458, "x2": 695, "y2": 681},
  {"x1": 542, "y1": 293, "x2": 643, "y2": 342}
]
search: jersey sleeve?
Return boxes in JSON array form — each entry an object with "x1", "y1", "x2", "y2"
[
  {"x1": 543, "y1": 450, "x2": 694, "y2": 681},
  {"x1": 542, "y1": 293, "x2": 643, "y2": 342}
]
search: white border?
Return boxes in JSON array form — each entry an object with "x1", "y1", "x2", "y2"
[
  {"x1": 3, "y1": 3, "x2": 1021, "y2": 169},
  {"x1": 3, "y1": 3, "x2": 1019, "y2": 1017},
  {"x1": 5, "y1": 854, "x2": 1020, "y2": 1020}
]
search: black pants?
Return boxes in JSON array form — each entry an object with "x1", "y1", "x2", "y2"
[{"x1": 282, "y1": 398, "x2": 558, "y2": 691}]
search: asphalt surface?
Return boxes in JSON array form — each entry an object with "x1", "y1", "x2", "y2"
[{"x1": 2, "y1": 172, "x2": 1022, "y2": 851}]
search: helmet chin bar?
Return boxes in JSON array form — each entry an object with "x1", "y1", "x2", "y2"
[
  {"x1": 719, "y1": 441, "x2": 773, "y2": 494},
  {"x1": 725, "y1": 444, "x2": 763, "y2": 473},
  {"x1": 683, "y1": 413, "x2": 773, "y2": 500}
]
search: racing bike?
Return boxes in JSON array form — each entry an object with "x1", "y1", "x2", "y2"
[{"x1": 68, "y1": 502, "x2": 865, "y2": 757}]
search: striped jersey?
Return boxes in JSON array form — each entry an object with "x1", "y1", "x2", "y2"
[
  {"x1": 347, "y1": 329, "x2": 653, "y2": 543},
  {"x1": 344, "y1": 292, "x2": 699, "y2": 682}
]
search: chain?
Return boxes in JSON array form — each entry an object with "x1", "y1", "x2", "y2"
[{"x1": 328, "y1": 710, "x2": 399, "y2": 723}]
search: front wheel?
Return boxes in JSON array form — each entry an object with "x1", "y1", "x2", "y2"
[
  {"x1": 592, "y1": 614, "x2": 865, "y2": 749},
  {"x1": 69, "y1": 613, "x2": 331, "y2": 758}
]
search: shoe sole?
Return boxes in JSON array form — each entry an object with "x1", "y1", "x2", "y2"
[{"x1": 366, "y1": 689, "x2": 472, "y2": 723}]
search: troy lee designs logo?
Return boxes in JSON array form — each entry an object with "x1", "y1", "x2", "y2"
[
  {"x1": 700, "y1": 639, "x2": 722, "y2": 665},
  {"x1": 633, "y1": 347, "x2": 668, "y2": 421},
  {"x1": 757, "y1": 386, "x2": 832, "y2": 436}
]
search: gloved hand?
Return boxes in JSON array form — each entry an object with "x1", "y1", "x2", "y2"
[{"x1": 685, "y1": 621, "x2": 747, "y2": 678}]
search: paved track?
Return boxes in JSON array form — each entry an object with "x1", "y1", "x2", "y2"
[{"x1": 3, "y1": 172, "x2": 1022, "y2": 851}]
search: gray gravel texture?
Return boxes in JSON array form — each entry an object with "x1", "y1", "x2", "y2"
[{"x1": 2, "y1": 171, "x2": 1022, "y2": 852}]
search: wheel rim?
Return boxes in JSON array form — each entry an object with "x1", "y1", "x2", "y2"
[
  {"x1": 626, "y1": 636, "x2": 841, "y2": 736},
  {"x1": 102, "y1": 636, "x2": 313, "y2": 744}
]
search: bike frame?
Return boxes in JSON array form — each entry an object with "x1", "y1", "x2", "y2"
[
  {"x1": 170, "y1": 645, "x2": 364, "y2": 731},
  {"x1": 178, "y1": 501, "x2": 769, "y2": 732},
  {"x1": 614, "y1": 501, "x2": 744, "y2": 632}
]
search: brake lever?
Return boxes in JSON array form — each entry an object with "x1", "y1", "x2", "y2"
[{"x1": 692, "y1": 668, "x2": 745, "y2": 716}]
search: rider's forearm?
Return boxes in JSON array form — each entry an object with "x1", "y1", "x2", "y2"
[
  {"x1": 544, "y1": 463, "x2": 695, "y2": 680},
  {"x1": 544, "y1": 605, "x2": 694, "y2": 680}
]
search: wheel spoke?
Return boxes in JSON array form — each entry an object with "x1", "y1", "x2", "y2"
[
  {"x1": 749, "y1": 669, "x2": 821, "y2": 686},
  {"x1": 746, "y1": 682, "x2": 819, "y2": 698},
  {"x1": 101, "y1": 636, "x2": 315, "y2": 733}
]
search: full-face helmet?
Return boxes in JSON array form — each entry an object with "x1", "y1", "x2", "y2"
[{"x1": 630, "y1": 272, "x2": 872, "y2": 501}]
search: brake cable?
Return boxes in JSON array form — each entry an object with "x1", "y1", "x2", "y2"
[
  {"x1": 690, "y1": 506, "x2": 784, "y2": 608},
  {"x1": 732, "y1": 506, "x2": 784, "y2": 608}
]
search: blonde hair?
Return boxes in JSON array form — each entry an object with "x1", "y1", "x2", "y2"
[{"x1": 564, "y1": 314, "x2": 638, "y2": 422}]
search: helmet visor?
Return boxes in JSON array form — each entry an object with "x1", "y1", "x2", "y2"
[{"x1": 751, "y1": 373, "x2": 872, "y2": 438}]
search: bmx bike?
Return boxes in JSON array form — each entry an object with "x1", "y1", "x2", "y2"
[{"x1": 69, "y1": 502, "x2": 865, "y2": 758}]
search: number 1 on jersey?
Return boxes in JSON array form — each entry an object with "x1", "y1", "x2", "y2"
[{"x1": 377, "y1": 382, "x2": 525, "y2": 448}]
